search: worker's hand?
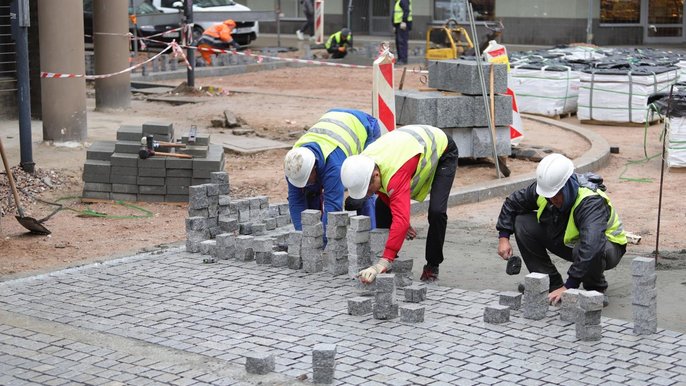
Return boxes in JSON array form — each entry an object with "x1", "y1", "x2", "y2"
[
  {"x1": 400, "y1": 22, "x2": 407, "y2": 30},
  {"x1": 358, "y1": 258, "x2": 391, "y2": 284},
  {"x1": 548, "y1": 286, "x2": 567, "y2": 306},
  {"x1": 497, "y1": 237, "x2": 512, "y2": 260},
  {"x1": 338, "y1": 46, "x2": 346, "y2": 52},
  {"x1": 405, "y1": 226, "x2": 417, "y2": 240}
]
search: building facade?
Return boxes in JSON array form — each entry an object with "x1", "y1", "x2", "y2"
[{"x1": 246, "y1": 0, "x2": 685, "y2": 46}]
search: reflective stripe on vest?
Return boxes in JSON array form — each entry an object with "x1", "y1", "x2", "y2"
[
  {"x1": 363, "y1": 125, "x2": 447, "y2": 202},
  {"x1": 536, "y1": 187, "x2": 627, "y2": 247},
  {"x1": 325, "y1": 31, "x2": 342, "y2": 50},
  {"x1": 294, "y1": 111, "x2": 368, "y2": 159},
  {"x1": 394, "y1": 0, "x2": 413, "y2": 24}
]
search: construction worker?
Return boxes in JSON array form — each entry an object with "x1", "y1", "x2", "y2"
[
  {"x1": 393, "y1": 0, "x2": 412, "y2": 65},
  {"x1": 341, "y1": 125, "x2": 459, "y2": 284},
  {"x1": 284, "y1": 108, "x2": 380, "y2": 236},
  {"x1": 496, "y1": 153, "x2": 627, "y2": 306},
  {"x1": 325, "y1": 28, "x2": 352, "y2": 59},
  {"x1": 195, "y1": 19, "x2": 240, "y2": 65}
]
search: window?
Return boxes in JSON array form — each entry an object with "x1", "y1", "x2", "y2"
[
  {"x1": 600, "y1": 0, "x2": 641, "y2": 24},
  {"x1": 434, "y1": 0, "x2": 495, "y2": 22}
]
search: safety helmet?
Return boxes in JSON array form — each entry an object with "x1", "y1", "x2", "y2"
[
  {"x1": 284, "y1": 147, "x2": 316, "y2": 188},
  {"x1": 341, "y1": 155, "x2": 375, "y2": 199},
  {"x1": 341, "y1": 28, "x2": 351, "y2": 40},
  {"x1": 535, "y1": 153, "x2": 575, "y2": 198},
  {"x1": 223, "y1": 19, "x2": 236, "y2": 27}
]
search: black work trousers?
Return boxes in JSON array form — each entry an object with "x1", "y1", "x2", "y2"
[
  {"x1": 513, "y1": 212, "x2": 626, "y2": 292},
  {"x1": 376, "y1": 137, "x2": 458, "y2": 267}
]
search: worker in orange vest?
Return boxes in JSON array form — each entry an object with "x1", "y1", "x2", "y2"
[{"x1": 196, "y1": 19, "x2": 240, "y2": 65}]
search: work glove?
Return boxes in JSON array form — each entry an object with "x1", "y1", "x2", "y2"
[
  {"x1": 400, "y1": 22, "x2": 407, "y2": 30},
  {"x1": 358, "y1": 258, "x2": 391, "y2": 284},
  {"x1": 338, "y1": 46, "x2": 346, "y2": 53}
]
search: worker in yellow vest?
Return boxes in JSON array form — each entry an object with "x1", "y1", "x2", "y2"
[
  {"x1": 393, "y1": 0, "x2": 412, "y2": 65},
  {"x1": 341, "y1": 125, "x2": 459, "y2": 284},
  {"x1": 325, "y1": 28, "x2": 352, "y2": 59},
  {"x1": 496, "y1": 153, "x2": 627, "y2": 306}
]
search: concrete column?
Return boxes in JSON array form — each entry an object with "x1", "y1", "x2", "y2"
[
  {"x1": 38, "y1": 0, "x2": 87, "y2": 142},
  {"x1": 94, "y1": 0, "x2": 131, "y2": 110}
]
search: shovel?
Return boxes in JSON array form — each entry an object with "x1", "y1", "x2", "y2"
[{"x1": 0, "y1": 138, "x2": 51, "y2": 235}]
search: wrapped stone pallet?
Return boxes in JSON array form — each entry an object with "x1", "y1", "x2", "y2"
[{"x1": 509, "y1": 64, "x2": 581, "y2": 117}]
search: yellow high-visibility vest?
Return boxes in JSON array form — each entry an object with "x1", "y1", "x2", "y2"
[
  {"x1": 394, "y1": 0, "x2": 412, "y2": 24},
  {"x1": 294, "y1": 111, "x2": 368, "y2": 158}
]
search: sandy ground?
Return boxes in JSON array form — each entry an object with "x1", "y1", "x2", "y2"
[{"x1": 0, "y1": 63, "x2": 684, "y2": 331}]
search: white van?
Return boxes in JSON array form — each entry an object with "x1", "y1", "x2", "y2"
[{"x1": 153, "y1": 0, "x2": 259, "y2": 46}]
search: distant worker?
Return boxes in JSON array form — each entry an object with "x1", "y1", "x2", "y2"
[
  {"x1": 341, "y1": 125, "x2": 459, "y2": 284},
  {"x1": 496, "y1": 153, "x2": 627, "y2": 306},
  {"x1": 196, "y1": 19, "x2": 240, "y2": 65},
  {"x1": 284, "y1": 109, "x2": 381, "y2": 237},
  {"x1": 393, "y1": 0, "x2": 412, "y2": 65},
  {"x1": 325, "y1": 28, "x2": 352, "y2": 59},
  {"x1": 296, "y1": 0, "x2": 315, "y2": 41}
]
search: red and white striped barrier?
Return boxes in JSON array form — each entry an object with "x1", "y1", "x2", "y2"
[
  {"x1": 506, "y1": 87, "x2": 525, "y2": 146},
  {"x1": 314, "y1": 0, "x2": 324, "y2": 45},
  {"x1": 373, "y1": 46, "x2": 395, "y2": 133}
]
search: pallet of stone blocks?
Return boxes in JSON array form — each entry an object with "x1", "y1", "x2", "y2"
[
  {"x1": 82, "y1": 122, "x2": 224, "y2": 202},
  {"x1": 396, "y1": 59, "x2": 511, "y2": 158}
]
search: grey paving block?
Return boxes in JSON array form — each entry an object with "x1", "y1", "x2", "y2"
[
  {"x1": 429, "y1": 59, "x2": 507, "y2": 95},
  {"x1": 400, "y1": 304, "x2": 425, "y2": 323},
  {"x1": 631, "y1": 256, "x2": 655, "y2": 276},
  {"x1": 349, "y1": 216, "x2": 371, "y2": 232},
  {"x1": 139, "y1": 185, "x2": 166, "y2": 195},
  {"x1": 110, "y1": 192, "x2": 137, "y2": 201},
  {"x1": 239, "y1": 222, "x2": 253, "y2": 235},
  {"x1": 186, "y1": 216, "x2": 208, "y2": 231},
  {"x1": 632, "y1": 273, "x2": 657, "y2": 288},
  {"x1": 288, "y1": 254, "x2": 302, "y2": 270},
  {"x1": 114, "y1": 140, "x2": 142, "y2": 154},
  {"x1": 184, "y1": 145, "x2": 210, "y2": 158},
  {"x1": 167, "y1": 185, "x2": 190, "y2": 195},
  {"x1": 192, "y1": 177, "x2": 211, "y2": 185},
  {"x1": 301, "y1": 209, "x2": 322, "y2": 225},
  {"x1": 215, "y1": 233, "x2": 236, "y2": 260},
  {"x1": 166, "y1": 168, "x2": 193, "y2": 177},
  {"x1": 110, "y1": 166, "x2": 138, "y2": 176},
  {"x1": 347, "y1": 230, "x2": 370, "y2": 243},
  {"x1": 633, "y1": 317, "x2": 658, "y2": 335},
  {"x1": 524, "y1": 273, "x2": 550, "y2": 294},
  {"x1": 313, "y1": 365, "x2": 335, "y2": 384},
  {"x1": 138, "y1": 167, "x2": 166, "y2": 177},
  {"x1": 577, "y1": 310, "x2": 602, "y2": 326},
  {"x1": 327, "y1": 211, "x2": 350, "y2": 227},
  {"x1": 579, "y1": 290, "x2": 604, "y2": 311},
  {"x1": 181, "y1": 133, "x2": 210, "y2": 146},
  {"x1": 276, "y1": 214, "x2": 291, "y2": 227},
  {"x1": 252, "y1": 236, "x2": 273, "y2": 253},
  {"x1": 470, "y1": 94, "x2": 513, "y2": 127},
  {"x1": 391, "y1": 257, "x2": 413, "y2": 273},
  {"x1": 264, "y1": 217, "x2": 277, "y2": 230},
  {"x1": 395, "y1": 90, "x2": 440, "y2": 126},
  {"x1": 633, "y1": 302, "x2": 657, "y2": 321},
  {"x1": 138, "y1": 156, "x2": 166, "y2": 169},
  {"x1": 312, "y1": 344, "x2": 337, "y2": 367},
  {"x1": 255, "y1": 251, "x2": 272, "y2": 265},
  {"x1": 82, "y1": 190, "x2": 110, "y2": 199},
  {"x1": 373, "y1": 302, "x2": 398, "y2": 320},
  {"x1": 575, "y1": 323, "x2": 602, "y2": 341},
  {"x1": 404, "y1": 284, "x2": 427, "y2": 303},
  {"x1": 245, "y1": 351, "x2": 275, "y2": 374},
  {"x1": 235, "y1": 235, "x2": 255, "y2": 261},
  {"x1": 166, "y1": 157, "x2": 193, "y2": 169},
  {"x1": 375, "y1": 273, "x2": 396, "y2": 293},
  {"x1": 471, "y1": 126, "x2": 511, "y2": 158},
  {"x1": 83, "y1": 182, "x2": 111, "y2": 192},
  {"x1": 303, "y1": 224, "x2": 324, "y2": 237},
  {"x1": 484, "y1": 304, "x2": 510, "y2": 324},
  {"x1": 632, "y1": 288, "x2": 657, "y2": 306},
  {"x1": 436, "y1": 94, "x2": 473, "y2": 128},
  {"x1": 210, "y1": 171, "x2": 230, "y2": 194},
  {"x1": 219, "y1": 216, "x2": 238, "y2": 233},
  {"x1": 302, "y1": 235, "x2": 324, "y2": 249},
  {"x1": 347, "y1": 297, "x2": 373, "y2": 316},
  {"x1": 271, "y1": 251, "x2": 288, "y2": 267},
  {"x1": 142, "y1": 121, "x2": 174, "y2": 137},
  {"x1": 137, "y1": 176, "x2": 165, "y2": 186},
  {"x1": 86, "y1": 141, "x2": 115, "y2": 161},
  {"x1": 116, "y1": 125, "x2": 143, "y2": 141},
  {"x1": 498, "y1": 291, "x2": 522, "y2": 310},
  {"x1": 560, "y1": 288, "x2": 581, "y2": 322},
  {"x1": 109, "y1": 174, "x2": 137, "y2": 185},
  {"x1": 83, "y1": 160, "x2": 111, "y2": 183},
  {"x1": 110, "y1": 152, "x2": 139, "y2": 167},
  {"x1": 186, "y1": 239, "x2": 201, "y2": 253},
  {"x1": 200, "y1": 240, "x2": 216, "y2": 256}
]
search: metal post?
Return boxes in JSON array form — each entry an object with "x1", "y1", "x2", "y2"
[
  {"x1": 131, "y1": 0, "x2": 138, "y2": 57},
  {"x1": 347, "y1": 0, "x2": 353, "y2": 50},
  {"x1": 467, "y1": 1, "x2": 501, "y2": 178},
  {"x1": 276, "y1": 0, "x2": 281, "y2": 48},
  {"x1": 586, "y1": 0, "x2": 593, "y2": 44},
  {"x1": 185, "y1": 0, "x2": 195, "y2": 87},
  {"x1": 12, "y1": 0, "x2": 34, "y2": 172}
]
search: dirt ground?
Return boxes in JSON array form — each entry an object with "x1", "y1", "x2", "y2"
[{"x1": 0, "y1": 63, "x2": 684, "y2": 286}]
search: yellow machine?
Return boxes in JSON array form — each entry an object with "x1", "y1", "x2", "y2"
[{"x1": 425, "y1": 19, "x2": 474, "y2": 61}]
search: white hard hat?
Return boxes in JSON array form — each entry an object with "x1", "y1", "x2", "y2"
[
  {"x1": 341, "y1": 155, "x2": 375, "y2": 199},
  {"x1": 284, "y1": 147, "x2": 316, "y2": 188},
  {"x1": 535, "y1": 153, "x2": 574, "y2": 198}
]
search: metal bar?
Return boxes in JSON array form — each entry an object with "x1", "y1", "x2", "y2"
[{"x1": 466, "y1": 0, "x2": 501, "y2": 178}]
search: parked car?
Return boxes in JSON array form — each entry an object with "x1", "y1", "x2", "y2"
[
  {"x1": 84, "y1": 0, "x2": 183, "y2": 50},
  {"x1": 152, "y1": 0, "x2": 259, "y2": 46}
]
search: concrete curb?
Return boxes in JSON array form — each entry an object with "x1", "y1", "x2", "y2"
[
  {"x1": 411, "y1": 115, "x2": 611, "y2": 214},
  {"x1": 130, "y1": 60, "x2": 305, "y2": 82}
]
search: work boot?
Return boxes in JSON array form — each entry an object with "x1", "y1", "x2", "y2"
[
  {"x1": 603, "y1": 293, "x2": 609, "y2": 308},
  {"x1": 420, "y1": 264, "x2": 439, "y2": 282},
  {"x1": 296, "y1": 30, "x2": 304, "y2": 40}
]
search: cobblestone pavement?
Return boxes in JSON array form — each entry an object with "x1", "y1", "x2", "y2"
[{"x1": 1, "y1": 248, "x2": 685, "y2": 386}]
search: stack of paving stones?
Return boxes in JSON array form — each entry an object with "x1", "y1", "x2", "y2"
[
  {"x1": 396, "y1": 59, "x2": 512, "y2": 158},
  {"x1": 287, "y1": 230, "x2": 303, "y2": 269},
  {"x1": 324, "y1": 211, "x2": 350, "y2": 276},
  {"x1": 373, "y1": 273, "x2": 398, "y2": 320},
  {"x1": 632, "y1": 256, "x2": 658, "y2": 335},
  {"x1": 185, "y1": 172, "x2": 292, "y2": 256},
  {"x1": 576, "y1": 290, "x2": 604, "y2": 341},
  {"x1": 522, "y1": 272, "x2": 549, "y2": 320},
  {"x1": 347, "y1": 215, "x2": 373, "y2": 279},
  {"x1": 559, "y1": 288, "x2": 581, "y2": 323},
  {"x1": 301, "y1": 209, "x2": 325, "y2": 273},
  {"x1": 82, "y1": 122, "x2": 225, "y2": 202},
  {"x1": 312, "y1": 344, "x2": 337, "y2": 384}
]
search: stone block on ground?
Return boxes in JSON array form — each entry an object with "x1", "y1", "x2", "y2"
[
  {"x1": 404, "y1": 284, "x2": 427, "y2": 303},
  {"x1": 498, "y1": 291, "x2": 522, "y2": 310},
  {"x1": 347, "y1": 297, "x2": 373, "y2": 316},
  {"x1": 484, "y1": 304, "x2": 510, "y2": 324},
  {"x1": 400, "y1": 304, "x2": 425, "y2": 323},
  {"x1": 245, "y1": 352, "x2": 275, "y2": 375}
]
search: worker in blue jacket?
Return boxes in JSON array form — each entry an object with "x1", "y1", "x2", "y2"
[{"x1": 284, "y1": 108, "x2": 380, "y2": 236}]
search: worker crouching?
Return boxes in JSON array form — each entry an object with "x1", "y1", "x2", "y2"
[{"x1": 196, "y1": 19, "x2": 240, "y2": 65}]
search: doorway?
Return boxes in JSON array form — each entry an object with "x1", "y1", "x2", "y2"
[{"x1": 370, "y1": 0, "x2": 392, "y2": 35}]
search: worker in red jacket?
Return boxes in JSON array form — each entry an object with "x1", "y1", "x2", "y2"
[
  {"x1": 196, "y1": 19, "x2": 240, "y2": 65},
  {"x1": 341, "y1": 125, "x2": 459, "y2": 284}
]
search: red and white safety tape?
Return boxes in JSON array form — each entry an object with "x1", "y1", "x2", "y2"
[{"x1": 41, "y1": 41, "x2": 191, "y2": 80}]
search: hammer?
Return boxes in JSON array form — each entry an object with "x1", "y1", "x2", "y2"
[
  {"x1": 140, "y1": 136, "x2": 186, "y2": 149},
  {"x1": 138, "y1": 147, "x2": 193, "y2": 159}
]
